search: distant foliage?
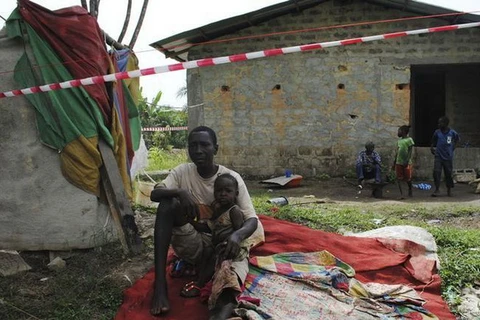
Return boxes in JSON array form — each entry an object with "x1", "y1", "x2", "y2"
[
  {"x1": 138, "y1": 91, "x2": 188, "y2": 149},
  {"x1": 147, "y1": 147, "x2": 187, "y2": 171}
]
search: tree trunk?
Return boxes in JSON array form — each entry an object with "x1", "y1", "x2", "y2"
[
  {"x1": 89, "y1": 0, "x2": 98, "y2": 18},
  {"x1": 128, "y1": 0, "x2": 149, "y2": 49},
  {"x1": 80, "y1": 0, "x2": 88, "y2": 10},
  {"x1": 103, "y1": 30, "x2": 128, "y2": 50},
  {"x1": 95, "y1": 0, "x2": 101, "y2": 18},
  {"x1": 117, "y1": 0, "x2": 132, "y2": 43}
]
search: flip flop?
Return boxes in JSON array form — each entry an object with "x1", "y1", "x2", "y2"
[
  {"x1": 169, "y1": 258, "x2": 197, "y2": 278},
  {"x1": 180, "y1": 281, "x2": 202, "y2": 298}
]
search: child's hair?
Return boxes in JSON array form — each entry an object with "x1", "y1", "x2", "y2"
[
  {"x1": 214, "y1": 173, "x2": 239, "y2": 191},
  {"x1": 399, "y1": 125, "x2": 410, "y2": 135},
  {"x1": 439, "y1": 116, "x2": 449, "y2": 126},
  {"x1": 365, "y1": 141, "x2": 375, "y2": 149}
]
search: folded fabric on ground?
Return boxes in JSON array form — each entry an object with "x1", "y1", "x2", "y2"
[
  {"x1": 115, "y1": 215, "x2": 455, "y2": 320},
  {"x1": 236, "y1": 251, "x2": 436, "y2": 319}
]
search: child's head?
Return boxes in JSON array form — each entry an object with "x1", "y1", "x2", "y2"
[
  {"x1": 214, "y1": 174, "x2": 239, "y2": 205},
  {"x1": 438, "y1": 116, "x2": 449, "y2": 129},
  {"x1": 397, "y1": 125, "x2": 410, "y2": 137},
  {"x1": 365, "y1": 141, "x2": 375, "y2": 154}
]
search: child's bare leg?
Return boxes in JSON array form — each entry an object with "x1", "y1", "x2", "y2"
[
  {"x1": 397, "y1": 181, "x2": 404, "y2": 199},
  {"x1": 209, "y1": 288, "x2": 238, "y2": 320}
]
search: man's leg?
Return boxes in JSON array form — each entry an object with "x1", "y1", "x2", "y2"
[
  {"x1": 444, "y1": 160, "x2": 454, "y2": 196},
  {"x1": 356, "y1": 163, "x2": 364, "y2": 185},
  {"x1": 374, "y1": 164, "x2": 382, "y2": 183},
  {"x1": 432, "y1": 157, "x2": 442, "y2": 196},
  {"x1": 151, "y1": 198, "x2": 188, "y2": 315}
]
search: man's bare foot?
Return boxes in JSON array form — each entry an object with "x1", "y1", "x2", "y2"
[{"x1": 151, "y1": 285, "x2": 170, "y2": 316}]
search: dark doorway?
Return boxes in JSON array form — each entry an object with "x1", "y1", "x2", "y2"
[
  {"x1": 411, "y1": 63, "x2": 480, "y2": 147},
  {"x1": 411, "y1": 66, "x2": 445, "y2": 147}
]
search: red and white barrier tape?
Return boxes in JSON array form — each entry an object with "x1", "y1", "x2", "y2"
[
  {"x1": 1, "y1": 22, "x2": 479, "y2": 99},
  {"x1": 142, "y1": 126, "x2": 188, "y2": 132}
]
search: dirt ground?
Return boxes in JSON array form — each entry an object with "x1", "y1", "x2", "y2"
[
  {"x1": 247, "y1": 177, "x2": 480, "y2": 230},
  {"x1": 247, "y1": 176, "x2": 480, "y2": 203}
]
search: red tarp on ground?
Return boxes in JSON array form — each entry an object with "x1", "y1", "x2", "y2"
[{"x1": 115, "y1": 215, "x2": 455, "y2": 320}]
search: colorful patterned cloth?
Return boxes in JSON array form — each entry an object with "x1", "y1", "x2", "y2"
[{"x1": 236, "y1": 251, "x2": 438, "y2": 319}]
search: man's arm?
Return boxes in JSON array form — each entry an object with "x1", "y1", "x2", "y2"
[
  {"x1": 453, "y1": 131, "x2": 460, "y2": 150},
  {"x1": 150, "y1": 187, "x2": 199, "y2": 220},
  {"x1": 356, "y1": 152, "x2": 364, "y2": 166},
  {"x1": 373, "y1": 151, "x2": 381, "y2": 165},
  {"x1": 430, "y1": 131, "x2": 438, "y2": 155}
]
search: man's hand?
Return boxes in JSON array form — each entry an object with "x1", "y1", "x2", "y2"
[
  {"x1": 177, "y1": 190, "x2": 199, "y2": 221},
  {"x1": 222, "y1": 233, "x2": 241, "y2": 260},
  {"x1": 430, "y1": 147, "x2": 436, "y2": 155}
]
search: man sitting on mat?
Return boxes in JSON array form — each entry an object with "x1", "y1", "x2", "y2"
[{"x1": 149, "y1": 126, "x2": 264, "y2": 319}]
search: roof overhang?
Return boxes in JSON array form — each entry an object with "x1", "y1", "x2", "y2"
[{"x1": 150, "y1": 0, "x2": 480, "y2": 62}]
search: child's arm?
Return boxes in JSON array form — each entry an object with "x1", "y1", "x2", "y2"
[
  {"x1": 222, "y1": 208, "x2": 257, "y2": 260},
  {"x1": 229, "y1": 206, "x2": 245, "y2": 231},
  {"x1": 406, "y1": 146, "x2": 413, "y2": 165},
  {"x1": 190, "y1": 221, "x2": 211, "y2": 233}
]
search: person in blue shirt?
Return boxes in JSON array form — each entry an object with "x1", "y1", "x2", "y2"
[
  {"x1": 430, "y1": 116, "x2": 460, "y2": 197},
  {"x1": 356, "y1": 141, "x2": 382, "y2": 187}
]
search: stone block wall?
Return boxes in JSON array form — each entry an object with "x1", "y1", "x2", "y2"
[{"x1": 187, "y1": 0, "x2": 480, "y2": 177}]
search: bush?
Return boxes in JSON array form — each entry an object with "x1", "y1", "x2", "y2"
[{"x1": 146, "y1": 148, "x2": 187, "y2": 171}]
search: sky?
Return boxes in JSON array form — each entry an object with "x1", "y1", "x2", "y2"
[{"x1": 1, "y1": 0, "x2": 479, "y2": 109}]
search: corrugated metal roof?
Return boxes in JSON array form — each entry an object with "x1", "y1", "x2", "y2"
[{"x1": 150, "y1": 0, "x2": 480, "y2": 62}]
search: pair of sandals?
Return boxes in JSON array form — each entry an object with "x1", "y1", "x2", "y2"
[
  {"x1": 169, "y1": 258, "x2": 202, "y2": 298},
  {"x1": 180, "y1": 280, "x2": 202, "y2": 298}
]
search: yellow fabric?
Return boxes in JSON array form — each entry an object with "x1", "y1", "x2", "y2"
[
  {"x1": 60, "y1": 136, "x2": 102, "y2": 196},
  {"x1": 111, "y1": 107, "x2": 133, "y2": 201},
  {"x1": 58, "y1": 108, "x2": 133, "y2": 201}
]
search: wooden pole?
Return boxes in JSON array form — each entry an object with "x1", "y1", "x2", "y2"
[{"x1": 98, "y1": 139, "x2": 142, "y2": 254}]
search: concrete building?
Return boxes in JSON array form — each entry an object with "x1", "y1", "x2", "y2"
[{"x1": 152, "y1": 0, "x2": 480, "y2": 179}]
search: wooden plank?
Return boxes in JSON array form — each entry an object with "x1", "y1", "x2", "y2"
[{"x1": 98, "y1": 139, "x2": 142, "y2": 254}]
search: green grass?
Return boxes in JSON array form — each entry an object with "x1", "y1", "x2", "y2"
[
  {"x1": 252, "y1": 195, "x2": 480, "y2": 313},
  {"x1": 146, "y1": 147, "x2": 187, "y2": 171}
]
